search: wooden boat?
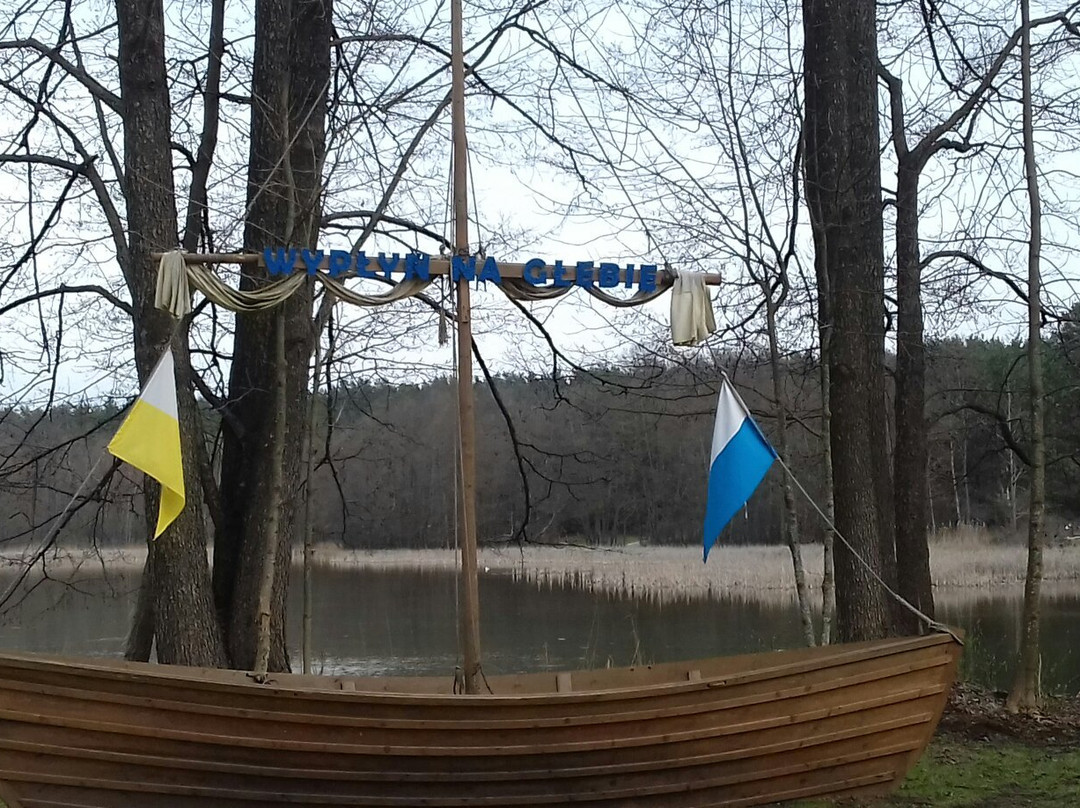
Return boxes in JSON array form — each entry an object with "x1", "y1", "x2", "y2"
[
  {"x1": 0, "y1": 1, "x2": 962, "y2": 805},
  {"x1": 0, "y1": 632, "x2": 959, "y2": 808}
]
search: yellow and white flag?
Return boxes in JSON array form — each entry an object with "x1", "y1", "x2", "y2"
[{"x1": 108, "y1": 349, "x2": 185, "y2": 538}]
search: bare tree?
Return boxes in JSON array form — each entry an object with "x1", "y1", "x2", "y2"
[
  {"x1": 1007, "y1": 0, "x2": 1047, "y2": 714},
  {"x1": 879, "y1": 0, "x2": 1080, "y2": 633}
]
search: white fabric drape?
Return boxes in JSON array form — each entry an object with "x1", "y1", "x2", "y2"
[{"x1": 669, "y1": 270, "x2": 717, "y2": 346}]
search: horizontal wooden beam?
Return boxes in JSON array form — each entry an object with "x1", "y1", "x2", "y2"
[{"x1": 152, "y1": 251, "x2": 723, "y2": 287}]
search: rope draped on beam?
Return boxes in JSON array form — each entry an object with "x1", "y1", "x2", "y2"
[
  {"x1": 153, "y1": 250, "x2": 717, "y2": 345},
  {"x1": 154, "y1": 251, "x2": 433, "y2": 317}
]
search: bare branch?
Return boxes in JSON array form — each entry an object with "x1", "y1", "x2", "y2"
[
  {"x1": 321, "y1": 209, "x2": 451, "y2": 251},
  {"x1": 916, "y1": 11, "x2": 1080, "y2": 162},
  {"x1": 921, "y1": 249, "x2": 1059, "y2": 323},
  {"x1": 0, "y1": 78, "x2": 129, "y2": 271},
  {"x1": 181, "y1": 0, "x2": 226, "y2": 252},
  {"x1": 0, "y1": 36, "x2": 121, "y2": 111},
  {"x1": 876, "y1": 59, "x2": 909, "y2": 159},
  {"x1": 0, "y1": 284, "x2": 132, "y2": 319},
  {"x1": 942, "y1": 402, "x2": 1032, "y2": 468}
]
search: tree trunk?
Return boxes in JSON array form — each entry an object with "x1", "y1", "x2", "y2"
[
  {"x1": 124, "y1": 549, "x2": 155, "y2": 661},
  {"x1": 803, "y1": 0, "x2": 893, "y2": 642},
  {"x1": 764, "y1": 285, "x2": 815, "y2": 646},
  {"x1": 928, "y1": 458, "x2": 936, "y2": 534},
  {"x1": 253, "y1": 311, "x2": 289, "y2": 681},
  {"x1": 215, "y1": 0, "x2": 329, "y2": 671},
  {"x1": 116, "y1": 0, "x2": 227, "y2": 667},
  {"x1": 29, "y1": 460, "x2": 38, "y2": 543},
  {"x1": 812, "y1": 200, "x2": 837, "y2": 646},
  {"x1": 893, "y1": 163, "x2": 935, "y2": 632},
  {"x1": 1007, "y1": 386, "x2": 1018, "y2": 530},
  {"x1": 963, "y1": 439, "x2": 971, "y2": 522},
  {"x1": 1007, "y1": 0, "x2": 1044, "y2": 714},
  {"x1": 302, "y1": 335, "x2": 322, "y2": 674},
  {"x1": 950, "y1": 439, "x2": 962, "y2": 524}
]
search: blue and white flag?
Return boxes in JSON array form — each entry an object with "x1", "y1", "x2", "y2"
[{"x1": 703, "y1": 377, "x2": 778, "y2": 561}]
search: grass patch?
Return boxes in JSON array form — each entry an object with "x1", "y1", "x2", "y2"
[{"x1": 792, "y1": 735, "x2": 1080, "y2": 807}]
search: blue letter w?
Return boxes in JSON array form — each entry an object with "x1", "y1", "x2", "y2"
[{"x1": 264, "y1": 247, "x2": 297, "y2": 276}]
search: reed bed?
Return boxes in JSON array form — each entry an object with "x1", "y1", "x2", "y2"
[
  {"x1": 929, "y1": 542, "x2": 1080, "y2": 587},
  {"x1": 309, "y1": 540, "x2": 1080, "y2": 603},
  {"x1": 313, "y1": 545, "x2": 819, "y2": 604},
  {"x1": 6, "y1": 537, "x2": 1078, "y2": 605}
]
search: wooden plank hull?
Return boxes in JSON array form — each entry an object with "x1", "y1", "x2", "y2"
[{"x1": 0, "y1": 633, "x2": 960, "y2": 807}]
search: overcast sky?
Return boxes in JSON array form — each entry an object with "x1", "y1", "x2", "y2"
[{"x1": 2, "y1": 0, "x2": 1078, "y2": 407}]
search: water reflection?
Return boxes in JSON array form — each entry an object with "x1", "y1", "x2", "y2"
[{"x1": 0, "y1": 564, "x2": 1076, "y2": 694}]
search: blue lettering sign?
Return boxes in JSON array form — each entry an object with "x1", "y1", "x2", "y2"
[
  {"x1": 478, "y1": 256, "x2": 501, "y2": 283},
  {"x1": 377, "y1": 253, "x2": 399, "y2": 279},
  {"x1": 356, "y1": 252, "x2": 376, "y2": 280},
  {"x1": 524, "y1": 258, "x2": 547, "y2": 285},
  {"x1": 640, "y1": 264, "x2": 657, "y2": 292},
  {"x1": 259, "y1": 247, "x2": 666, "y2": 293},
  {"x1": 452, "y1": 255, "x2": 476, "y2": 282},
  {"x1": 264, "y1": 247, "x2": 296, "y2": 276},
  {"x1": 301, "y1": 249, "x2": 323, "y2": 275},
  {"x1": 598, "y1": 263, "x2": 620, "y2": 288},
  {"x1": 328, "y1": 250, "x2": 352, "y2": 277},
  {"x1": 405, "y1": 253, "x2": 430, "y2": 280}
]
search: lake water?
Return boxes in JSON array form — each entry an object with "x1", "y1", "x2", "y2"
[{"x1": 0, "y1": 565, "x2": 1077, "y2": 694}]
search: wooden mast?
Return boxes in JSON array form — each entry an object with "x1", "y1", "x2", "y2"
[{"x1": 451, "y1": 0, "x2": 483, "y2": 694}]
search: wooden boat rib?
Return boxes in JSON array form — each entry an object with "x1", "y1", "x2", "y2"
[{"x1": 0, "y1": 632, "x2": 960, "y2": 807}]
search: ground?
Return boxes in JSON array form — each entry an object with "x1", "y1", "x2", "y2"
[{"x1": 794, "y1": 685, "x2": 1080, "y2": 807}]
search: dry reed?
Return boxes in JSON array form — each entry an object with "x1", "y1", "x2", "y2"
[
  {"x1": 306, "y1": 539, "x2": 1080, "y2": 603},
  {"x1": 6, "y1": 536, "x2": 1078, "y2": 605}
]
